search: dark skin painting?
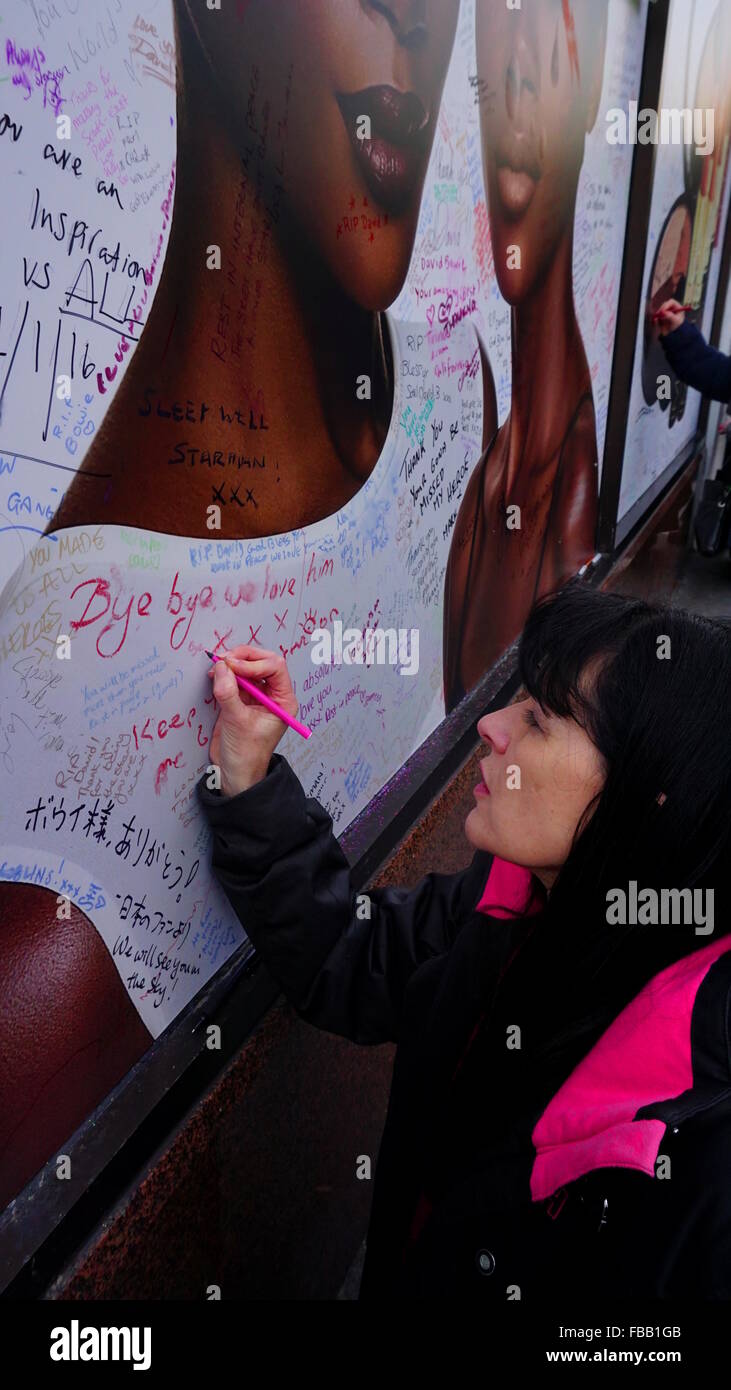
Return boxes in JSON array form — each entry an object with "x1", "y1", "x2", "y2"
[
  {"x1": 443, "y1": 0, "x2": 605, "y2": 712},
  {"x1": 52, "y1": 0, "x2": 464, "y2": 539}
]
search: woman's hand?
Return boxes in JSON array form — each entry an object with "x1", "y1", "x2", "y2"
[
  {"x1": 207, "y1": 645, "x2": 299, "y2": 797},
  {"x1": 656, "y1": 298, "x2": 686, "y2": 333}
]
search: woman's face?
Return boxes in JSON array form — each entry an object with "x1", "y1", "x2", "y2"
[
  {"x1": 188, "y1": 0, "x2": 460, "y2": 309},
  {"x1": 465, "y1": 694, "x2": 605, "y2": 886},
  {"x1": 476, "y1": 0, "x2": 606, "y2": 304}
]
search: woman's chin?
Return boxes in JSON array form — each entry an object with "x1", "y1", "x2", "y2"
[
  {"x1": 464, "y1": 805, "x2": 493, "y2": 852},
  {"x1": 328, "y1": 227, "x2": 414, "y2": 312}
]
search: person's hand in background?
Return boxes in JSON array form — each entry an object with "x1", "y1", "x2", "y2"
[
  {"x1": 655, "y1": 298, "x2": 686, "y2": 333},
  {"x1": 207, "y1": 646, "x2": 300, "y2": 796}
]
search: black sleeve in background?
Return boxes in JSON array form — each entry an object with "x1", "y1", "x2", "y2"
[
  {"x1": 197, "y1": 753, "x2": 492, "y2": 1045},
  {"x1": 660, "y1": 321, "x2": 731, "y2": 403}
]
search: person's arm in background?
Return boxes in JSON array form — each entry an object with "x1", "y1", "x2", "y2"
[
  {"x1": 656, "y1": 298, "x2": 731, "y2": 403},
  {"x1": 197, "y1": 647, "x2": 492, "y2": 1045}
]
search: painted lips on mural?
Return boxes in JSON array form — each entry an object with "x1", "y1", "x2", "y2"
[{"x1": 337, "y1": 85, "x2": 431, "y2": 211}]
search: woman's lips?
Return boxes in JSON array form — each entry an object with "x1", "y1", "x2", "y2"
[
  {"x1": 475, "y1": 767, "x2": 491, "y2": 800},
  {"x1": 493, "y1": 132, "x2": 541, "y2": 218},
  {"x1": 496, "y1": 163, "x2": 538, "y2": 217},
  {"x1": 337, "y1": 85, "x2": 429, "y2": 213}
]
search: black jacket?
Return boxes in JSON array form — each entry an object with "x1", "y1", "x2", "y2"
[
  {"x1": 198, "y1": 754, "x2": 731, "y2": 1301},
  {"x1": 661, "y1": 321, "x2": 731, "y2": 403}
]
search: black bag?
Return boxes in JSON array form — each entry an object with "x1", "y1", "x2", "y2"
[{"x1": 694, "y1": 477, "x2": 731, "y2": 556}]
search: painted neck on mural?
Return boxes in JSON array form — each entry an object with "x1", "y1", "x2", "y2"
[
  {"x1": 503, "y1": 229, "x2": 588, "y2": 489},
  {"x1": 56, "y1": 93, "x2": 390, "y2": 540}
]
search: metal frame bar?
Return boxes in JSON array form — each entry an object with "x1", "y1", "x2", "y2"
[{"x1": 596, "y1": 0, "x2": 670, "y2": 553}]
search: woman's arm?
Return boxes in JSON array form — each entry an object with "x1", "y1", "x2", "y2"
[
  {"x1": 198, "y1": 753, "x2": 491, "y2": 1045},
  {"x1": 660, "y1": 320, "x2": 731, "y2": 403}
]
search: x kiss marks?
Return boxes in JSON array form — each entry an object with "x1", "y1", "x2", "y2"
[{"x1": 211, "y1": 482, "x2": 257, "y2": 509}]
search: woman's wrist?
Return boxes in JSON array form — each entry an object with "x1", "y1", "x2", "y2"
[{"x1": 220, "y1": 756, "x2": 273, "y2": 798}]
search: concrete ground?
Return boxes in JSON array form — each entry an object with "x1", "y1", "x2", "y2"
[{"x1": 668, "y1": 546, "x2": 731, "y2": 618}]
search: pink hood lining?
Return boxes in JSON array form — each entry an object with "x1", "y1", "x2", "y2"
[
  {"x1": 530, "y1": 932, "x2": 731, "y2": 1200},
  {"x1": 473, "y1": 856, "x2": 731, "y2": 1202}
]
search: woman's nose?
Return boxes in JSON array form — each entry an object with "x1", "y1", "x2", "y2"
[
  {"x1": 504, "y1": 6, "x2": 539, "y2": 104},
  {"x1": 476, "y1": 709, "x2": 510, "y2": 754}
]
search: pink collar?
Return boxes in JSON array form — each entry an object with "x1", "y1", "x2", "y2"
[{"x1": 475, "y1": 855, "x2": 545, "y2": 920}]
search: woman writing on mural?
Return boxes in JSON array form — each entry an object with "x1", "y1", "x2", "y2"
[
  {"x1": 0, "y1": 0, "x2": 497, "y2": 1209},
  {"x1": 198, "y1": 582, "x2": 731, "y2": 1299}
]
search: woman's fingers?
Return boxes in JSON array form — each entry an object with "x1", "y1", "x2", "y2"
[
  {"x1": 206, "y1": 646, "x2": 280, "y2": 682},
  {"x1": 656, "y1": 297, "x2": 682, "y2": 319},
  {"x1": 222, "y1": 643, "x2": 276, "y2": 665},
  {"x1": 212, "y1": 658, "x2": 243, "y2": 708},
  {"x1": 224, "y1": 649, "x2": 294, "y2": 703},
  {"x1": 208, "y1": 646, "x2": 297, "y2": 713}
]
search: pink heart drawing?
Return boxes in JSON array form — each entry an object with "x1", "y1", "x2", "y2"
[{"x1": 426, "y1": 304, "x2": 435, "y2": 326}]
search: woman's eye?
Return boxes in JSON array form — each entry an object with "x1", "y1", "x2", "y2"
[{"x1": 524, "y1": 707, "x2": 540, "y2": 729}]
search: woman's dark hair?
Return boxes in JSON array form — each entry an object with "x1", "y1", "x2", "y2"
[
  {"x1": 519, "y1": 580, "x2": 730, "y2": 902},
  {"x1": 488, "y1": 580, "x2": 731, "y2": 1073}
]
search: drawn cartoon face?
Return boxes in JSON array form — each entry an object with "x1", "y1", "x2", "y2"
[
  {"x1": 475, "y1": 0, "x2": 607, "y2": 304},
  {"x1": 180, "y1": 0, "x2": 460, "y2": 309}
]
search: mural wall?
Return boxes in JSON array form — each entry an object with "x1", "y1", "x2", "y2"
[
  {"x1": 618, "y1": 0, "x2": 731, "y2": 524},
  {"x1": 0, "y1": 0, "x2": 647, "y2": 1200}
]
